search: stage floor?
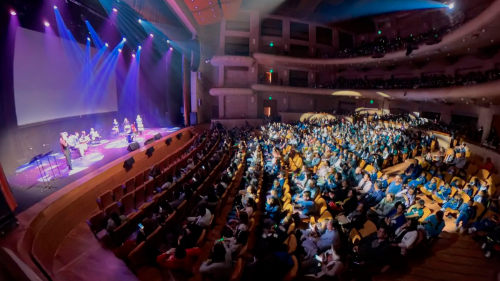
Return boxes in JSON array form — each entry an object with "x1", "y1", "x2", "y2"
[{"x1": 7, "y1": 127, "x2": 180, "y2": 213}]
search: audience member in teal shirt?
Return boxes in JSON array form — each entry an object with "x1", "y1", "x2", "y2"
[
  {"x1": 265, "y1": 197, "x2": 281, "y2": 221},
  {"x1": 461, "y1": 184, "x2": 473, "y2": 197},
  {"x1": 450, "y1": 178, "x2": 461, "y2": 189},
  {"x1": 378, "y1": 174, "x2": 389, "y2": 190},
  {"x1": 422, "y1": 178, "x2": 437, "y2": 193},
  {"x1": 423, "y1": 211, "x2": 445, "y2": 238},
  {"x1": 434, "y1": 183, "x2": 452, "y2": 202},
  {"x1": 295, "y1": 191, "x2": 317, "y2": 219},
  {"x1": 455, "y1": 200, "x2": 476, "y2": 228},
  {"x1": 407, "y1": 173, "x2": 427, "y2": 189}
]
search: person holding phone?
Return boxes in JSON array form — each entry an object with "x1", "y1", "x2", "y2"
[{"x1": 302, "y1": 245, "x2": 344, "y2": 278}]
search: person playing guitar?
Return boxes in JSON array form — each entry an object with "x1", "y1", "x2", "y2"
[{"x1": 79, "y1": 131, "x2": 91, "y2": 157}]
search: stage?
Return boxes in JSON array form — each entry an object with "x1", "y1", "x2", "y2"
[{"x1": 6, "y1": 127, "x2": 180, "y2": 213}]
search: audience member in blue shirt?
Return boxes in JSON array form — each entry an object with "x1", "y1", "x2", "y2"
[
  {"x1": 407, "y1": 173, "x2": 427, "y2": 189},
  {"x1": 456, "y1": 200, "x2": 476, "y2": 229},
  {"x1": 363, "y1": 182, "x2": 385, "y2": 208},
  {"x1": 265, "y1": 197, "x2": 281, "y2": 221},
  {"x1": 385, "y1": 202, "x2": 407, "y2": 232},
  {"x1": 422, "y1": 178, "x2": 437, "y2": 193},
  {"x1": 434, "y1": 183, "x2": 452, "y2": 202},
  {"x1": 441, "y1": 194, "x2": 463, "y2": 212},
  {"x1": 295, "y1": 191, "x2": 317, "y2": 219},
  {"x1": 386, "y1": 175, "x2": 403, "y2": 195}
]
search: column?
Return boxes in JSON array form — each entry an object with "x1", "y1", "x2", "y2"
[{"x1": 182, "y1": 52, "x2": 190, "y2": 126}]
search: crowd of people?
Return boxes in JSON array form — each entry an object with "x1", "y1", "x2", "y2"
[
  {"x1": 199, "y1": 117, "x2": 500, "y2": 280},
  {"x1": 103, "y1": 117, "x2": 500, "y2": 280},
  {"x1": 310, "y1": 69, "x2": 500, "y2": 90}
]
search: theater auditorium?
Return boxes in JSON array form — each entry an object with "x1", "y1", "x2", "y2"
[{"x1": 1, "y1": 0, "x2": 500, "y2": 280}]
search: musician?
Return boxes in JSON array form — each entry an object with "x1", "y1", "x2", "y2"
[
  {"x1": 123, "y1": 118, "x2": 131, "y2": 134},
  {"x1": 127, "y1": 124, "x2": 136, "y2": 143},
  {"x1": 60, "y1": 132, "x2": 72, "y2": 170},
  {"x1": 90, "y1": 128, "x2": 101, "y2": 142},
  {"x1": 136, "y1": 115, "x2": 145, "y2": 135},
  {"x1": 79, "y1": 131, "x2": 90, "y2": 156},
  {"x1": 112, "y1": 119, "x2": 119, "y2": 137}
]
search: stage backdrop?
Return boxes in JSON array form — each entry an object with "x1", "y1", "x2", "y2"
[{"x1": 13, "y1": 28, "x2": 118, "y2": 126}]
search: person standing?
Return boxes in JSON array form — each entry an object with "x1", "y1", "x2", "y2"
[
  {"x1": 60, "y1": 132, "x2": 72, "y2": 170},
  {"x1": 136, "y1": 115, "x2": 145, "y2": 135}
]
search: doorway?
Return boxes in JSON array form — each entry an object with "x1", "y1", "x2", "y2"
[{"x1": 263, "y1": 99, "x2": 278, "y2": 117}]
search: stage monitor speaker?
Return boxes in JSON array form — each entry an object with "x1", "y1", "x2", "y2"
[
  {"x1": 165, "y1": 138, "x2": 172, "y2": 146},
  {"x1": 146, "y1": 147, "x2": 155, "y2": 157},
  {"x1": 144, "y1": 138, "x2": 155, "y2": 146},
  {"x1": 127, "y1": 142, "x2": 140, "y2": 152},
  {"x1": 176, "y1": 133, "x2": 182, "y2": 140},
  {"x1": 123, "y1": 157, "x2": 135, "y2": 170},
  {"x1": 154, "y1": 133, "x2": 162, "y2": 140},
  {"x1": 190, "y1": 113, "x2": 198, "y2": 125}
]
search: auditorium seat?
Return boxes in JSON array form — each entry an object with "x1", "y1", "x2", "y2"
[
  {"x1": 112, "y1": 221, "x2": 131, "y2": 246},
  {"x1": 195, "y1": 229, "x2": 207, "y2": 248},
  {"x1": 163, "y1": 211, "x2": 177, "y2": 230},
  {"x1": 229, "y1": 258, "x2": 244, "y2": 281},
  {"x1": 125, "y1": 178, "x2": 135, "y2": 192},
  {"x1": 176, "y1": 201, "x2": 187, "y2": 224},
  {"x1": 358, "y1": 220, "x2": 377, "y2": 238},
  {"x1": 105, "y1": 202, "x2": 121, "y2": 217},
  {"x1": 86, "y1": 211, "x2": 107, "y2": 238},
  {"x1": 134, "y1": 186, "x2": 146, "y2": 209},
  {"x1": 121, "y1": 193, "x2": 135, "y2": 216},
  {"x1": 113, "y1": 185, "x2": 126, "y2": 202},
  {"x1": 283, "y1": 256, "x2": 298, "y2": 281},
  {"x1": 97, "y1": 191, "x2": 113, "y2": 210},
  {"x1": 146, "y1": 226, "x2": 164, "y2": 250},
  {"x1": 145, "y1": 180, "x2": 155, "y2": 201},
  {"x1": 135, "y1": 173, "x2": 144, "y2": 188},
  {"x1": 128, "y1": 241, "x2": 147, "y2": 269}
]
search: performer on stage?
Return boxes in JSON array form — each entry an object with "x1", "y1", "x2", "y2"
[
  {"x1": 136, "y1": 115, "x2": 145, "y2": 135},
  {"x1": 123, "y1": 118, "x2": 131, "y2": 134},
  {"x1": 90, "y1": 128, "x2": 101, "y2": 143},
  {"x1": 112, "y1": 119, "x2": 119, "y2": 137},
  {"x1": 60, "y1": 132, "x2": 72, "y2": 170},
  {"x1": 79, "y1": 131, "x2": 90, "y2": 157},
  {"x1": 127, "y1": 124, "x2": 137, "y2": 143}
]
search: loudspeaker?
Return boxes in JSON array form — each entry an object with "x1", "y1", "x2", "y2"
[
  {"x1": 190, "y1": 112, "x2": 198, "y2": 125},
  {"x1": 127, "y1": 142, "x2": 140, "y2": 152},
  {"x1": 176, "y1": 133, "x2": 182, "y2": 140},
  {"x1": 146, "y1": 147, "x2": 155, "y2": 157},
  {"x1": 123, "y1": 157, "x2": 135, "y2": 170},
  {"x1": 165, "y1": 138, "x2": 172, "y2": 146},
  {"x1": 144, "y1": 138, "x2": 155, "y2": 146},
  {"x1": 154, "y1": 133, "x2": 162, "y2": 140}
]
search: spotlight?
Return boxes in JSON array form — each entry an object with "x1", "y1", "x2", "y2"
[
  {"x1": 150, "y1": 33, "x2": 154, "y2": 37},
  {"x1": 105, "y1": 43, "x2": 109, "y2": 47},
  {"x1": 138, "y1": 46, "x2": 142, "y2": 50},
  {"x1": 10, "y1": 10, "x2": 16, "y2": 16},
  {"x1": 132, "y1": 54, "x2": 136, "y2": 57},
  {"x1": 54, "y1": 5, "x2": 58, "y2": 9},
  {"x1": 118, "y1": 49, "x2": 122, "y2": 52},
  {"x1": 113, "y1": 8, "x2": 118, "y2": 12},
  {"x1": 122, "y1": 38, "x2": 126, "y2": 42},
  {"x1": 448, "y1": 3, "x2": 454, "y2": 9},
  {"x1": 87, "y1": 37, "x2": 91, "y2": 41},
  {"x1": 44, "y1": 21, "x2": 50, "y2": 27},
  {"x1": 138, "y1": 19, "x2": 142, "y2": 23},
  {"x1": 166, "y1": 40, "x2": 170, "y2": 43},
  {"x1": 170, "y1": 47, "x2": 173, "y2": 51}
]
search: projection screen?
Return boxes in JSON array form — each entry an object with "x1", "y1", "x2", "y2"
[{"x1": 13, "y1": 27, "x2": 118, "y2": 126}]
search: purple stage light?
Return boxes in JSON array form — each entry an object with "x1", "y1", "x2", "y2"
[
  {"x1": 132, "y1": 54, "x2": 136, "y2": 58},
  {"x1": 105, "y1": 43, "x2": 109, "y2": 47},
  {"x1": 150, "y1": 33, "x2": 154, "y2": 37},
  {"x1": 122, "y1": 38, "x2": 126, "y2": 42},
  {"x1": 118, "y1": 49, "x2": 122, "y2": 52},
  {"x1": 138, "y1": 46, "x2": 142, "y2": 50},
  {"x1": 10, "y1": 10, "x2": 16, "y2": 16},
  {"x1": 54, "y1": 5, "x2": 58, "y2": 9},
  {"x1": 170, "y1": 47, "x2": 173, "y2": 51},
  {"x1": 113, "y1": 8, "x2": 118, "y2": 12},
  {"x1": 44, "y1": 21, "x2": 50, "y2": 27}
]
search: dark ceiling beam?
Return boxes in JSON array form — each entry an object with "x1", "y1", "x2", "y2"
[{"x1": 293, "y1": 0, "x2": 323, "y2": 19}]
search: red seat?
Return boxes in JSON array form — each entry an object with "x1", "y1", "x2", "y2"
[
  {"x1": 104, "y1": 202, "x2": 121, "y2": 217},
  {"x1": 128, "y1": 241, "x2": 147, "y2": 269},
  {"x1": 134, "y1": 185, "x2": 146, "y2": 209},
  {"x1": 86, "y1": 211, "x2": 107, "y2": 238},
  {"x1": 113, "y1": 184, "x2": 126, "y2": 201},
  {"x1": 125, "y1": 178, "x2": 135, "y2": 192},
  {"x1": 97, "y1": 191, "x2": 113, "y2": 210},
  {"x1": 145, "y1": 180, "x2": 155, "y2": 200},
  {"x1": 121, "y1": 192, "x2": 135, "y2": 216},
  {"x1": 112, "y1": 221, "x2": 131, "y2": 245},
  {"x1": 176, "y1": 200, "x2": 187, "y2": 224},
  {"x1": 146, "y1": 226, "x2": 164, "y2": 249},
  {"x1": 135, "y1": 172, "x2": 144, "y2": 187}
]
